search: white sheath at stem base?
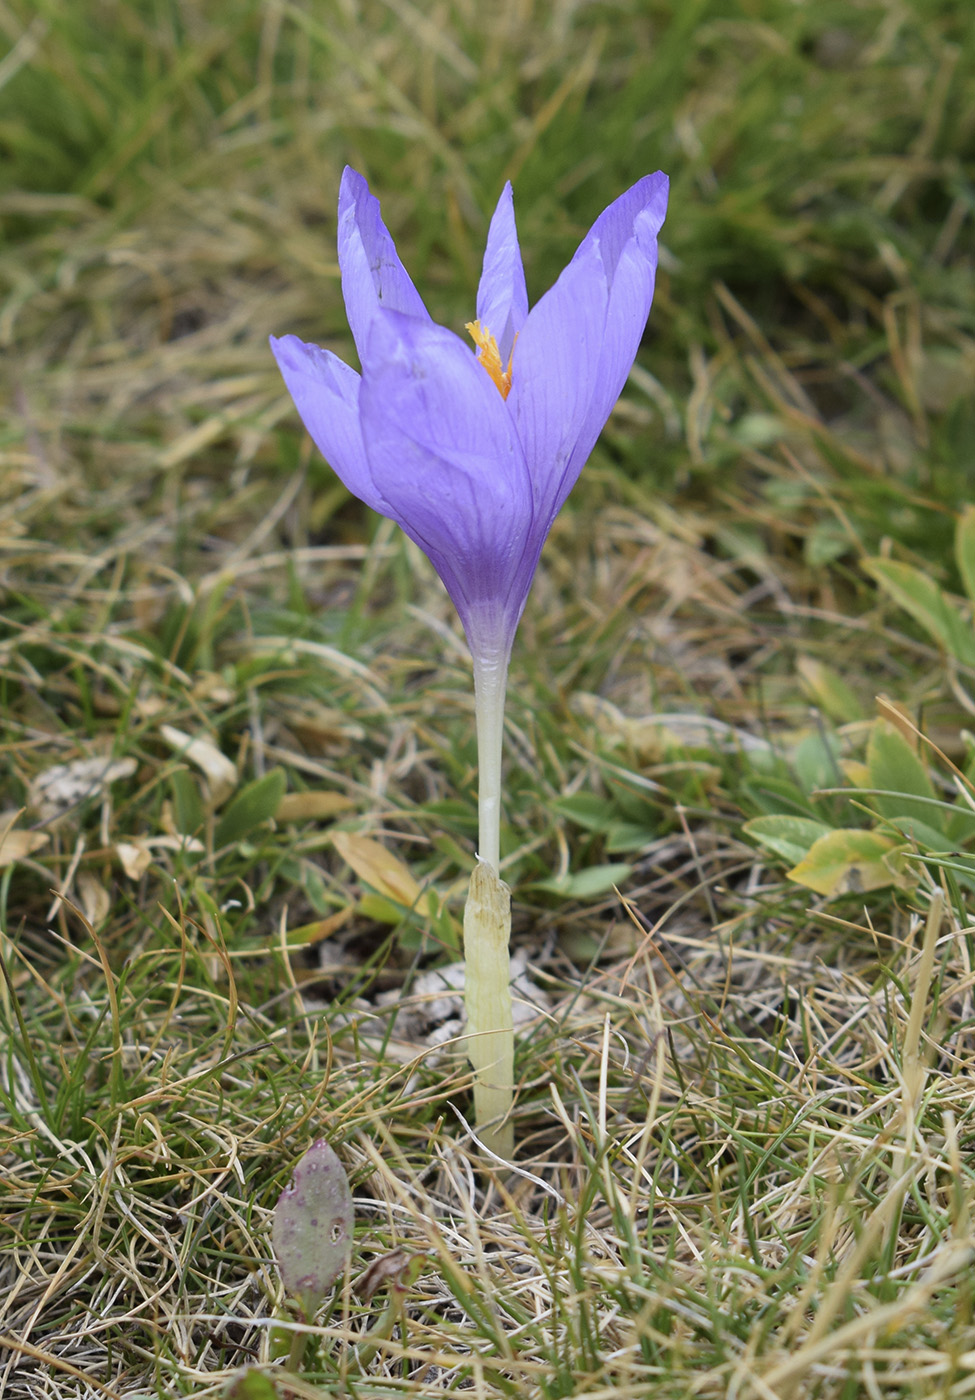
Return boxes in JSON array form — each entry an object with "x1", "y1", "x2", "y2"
[{"x1": 463, "y1": 860, "x2": 514, "y2": 1160}]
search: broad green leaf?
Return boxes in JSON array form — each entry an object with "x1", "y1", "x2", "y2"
[
  {"x1": 787, "y1": 829, "x2": 911, "y2": 896},
  {"x1": 794, "y1": 731, "x2": 841, "y2": 796},
  {"x1": 865, "y1": 722, "x2": 945, "y2": 834},
  {"x1": 553, "y1": 793, "x2": 618, "y2": 832},
  {"x1": 864, "y1": 558, "x2": 975, "y2": 667},
  {"x1": 945, "y1": 800, "x2": 975, "y2": 846},
  {"x1": 605, "y1": 821, "x2": 657, "y2": 853},
  {"x1": 213, "y1": 768, "x2": 286, "y2": 848},
  {"x1": 883, "y1": 815, "x2": 955, "y2": 852},
  {"x1": 743, "y1": 815, "x2": 832, "y2": 866},
  {"x1": 742, "y1": 774, "x2": 820, "y2": 819},
  {"x1": 358, "y1": 893, "x2": 411, "y2": 925},
  {"x1": 533, "y1": 863, "x2": 633, "y2": 899},
  {"x1": 956, "y1": 504, "x2": 975, "y2": 606}
]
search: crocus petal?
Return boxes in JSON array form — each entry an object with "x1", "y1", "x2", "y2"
[
  {"x1": 475, "y1": 182, "x2": 528, "y2": 364},
  {"x1": 550, "y1": 198, "x2": 668, "y2": 516},
  {"x1": 358, "y1": 310, "x2": 533, "y2": 655},
  {"x1": 572, "y1": 171, "x2": 669, "y2": 283},
  {"x1": 269, "y1": 333, "x2": 387, "y2": 515},
  {"x1": 337, "y1": 167, "x2": 430, "y2": 362},
  {"x1": 535, "y1": 173, "x2": 670, "y2": 519},
  {"x1": 505, "y1": 237, "x2": 609, "y2": 527}
]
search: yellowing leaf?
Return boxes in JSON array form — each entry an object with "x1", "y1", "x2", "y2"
[
  {"x1": 796, "y1": 656, "x2": 864, "y2": 723},
  {"x1": 332, "y1": 832, "x2": 421, "y2": 908},
  {"x1": 787, "y1": 828, "x2": 911, "y2": 897},
  {"x1": 0, "y1": 812, "x2": 49, "y2": 867},
  {"x1": 277, "y1": 791, "x2": 354, "y2": 822},
  {"x1": 279, "y1": 908, "x2": 352, "y2": 947},
  {"x1": 840, "y1": 760, "x2": 871, "y2": 787}
]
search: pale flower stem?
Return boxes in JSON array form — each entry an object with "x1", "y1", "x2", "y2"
[
  {"x1": 472, "y1": 654, "x2": 507, "y2": 872},
  {"x1": 464, "y1": 653, "x2": 514, "y2": 1158}
]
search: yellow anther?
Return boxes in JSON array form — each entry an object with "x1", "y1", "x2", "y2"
[{"x1": 465, "y1": 319, "x2": 514, "y2": 400}]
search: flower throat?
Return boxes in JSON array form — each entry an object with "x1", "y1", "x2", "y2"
[{"x1": 465, "y1": 320, "x2": 513, "y2": 400}]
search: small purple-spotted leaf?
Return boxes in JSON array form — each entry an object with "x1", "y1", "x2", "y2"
[{"x1": 272, "y1": 1139, "x2": 353, "y2": 1317}]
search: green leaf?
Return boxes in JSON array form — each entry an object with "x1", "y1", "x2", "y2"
[
  {"x1": 864, "y1": 558, "x2": 975, "y2": 667},
  {"x1": 865, "y1": 722, "x2": 945, "y2": 834},
  {"x1": 358, "y1": 892, "x2": 410, "y2": 925},
  {"x1": 214, "y1": 768, "x2": 286, "y2": 848},
  {"x1": 882, "y1": 815, "x2": 955, "y2": 852},
  {"x1": 553, "y1": 793, "x2": 618, "y2": 832},
  {"x1": 742, "y1": 774, "x2": 821, "y2": 819},
  {"x1": 605, "y1": 821, "x2": 657, "y2": 853},
  {"x1": 170, "y1": 768, "x2": 203, "y2": 836},
  {"x1": 532, "y1": 863, "x2": 633, "y2": 900},
  {"x1": 945, "y1": 800, "x2": 975, "y2": 847},
  {"x1": 956, "y1": 504, "x2": 975, "y2": 606},
  {"x1": 794, "y1": 731, "x2": 841, "y2": 796},
  {"x1": 787, "y1": 829, "x2": 912, "y2": 896},
  {"x1": 225, "y1": 1371, "x2": 281, "y2": 1400},
  {"x1": 553, "y1": 794, "x2": 656, "y2": 851},
  {"x1": 743, "y1": 815, "x2": 832, "y2": 866}
]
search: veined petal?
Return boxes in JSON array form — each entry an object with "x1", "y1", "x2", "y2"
[
  {"x1": 358, "y1": 311, "x2": 534, "y2": 653},
  {"x1": 506, "y1": 238, "x2": 608, "y2": 528},
  {"x1": 572, "y1": 171, "x2": 669, "y2": 282},
  {"x1": 549, "y1": 203, "x2": 667, "y2": 515},
  {"x1": 269, "y1": 334, "x2": 386, "y2": 514},
  {"x1": 475, "y1": 182, "x2": 528, "y2": 364},
  {"x1": 543, "y1": 175, "x2": 670, "y2": 517},
  {"x1": 337, "y1": 167, "x2": 430, "y2": 362}
]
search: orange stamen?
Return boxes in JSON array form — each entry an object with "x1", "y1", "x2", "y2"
[{"x1": 465, "y1": 319, "x2": 514, "y2": 400}]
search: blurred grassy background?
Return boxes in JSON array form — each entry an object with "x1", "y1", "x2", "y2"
[{"x1": 2, "y1": 2, "x2": 975, "y2": 1396}]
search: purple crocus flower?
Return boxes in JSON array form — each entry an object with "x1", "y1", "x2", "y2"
[
  {"x1": 271, "y1": 166, "x2": 669, "y2": 671},
  {"x1": 273, "y1": 168, "x2": 668, "y2": 1153}
]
